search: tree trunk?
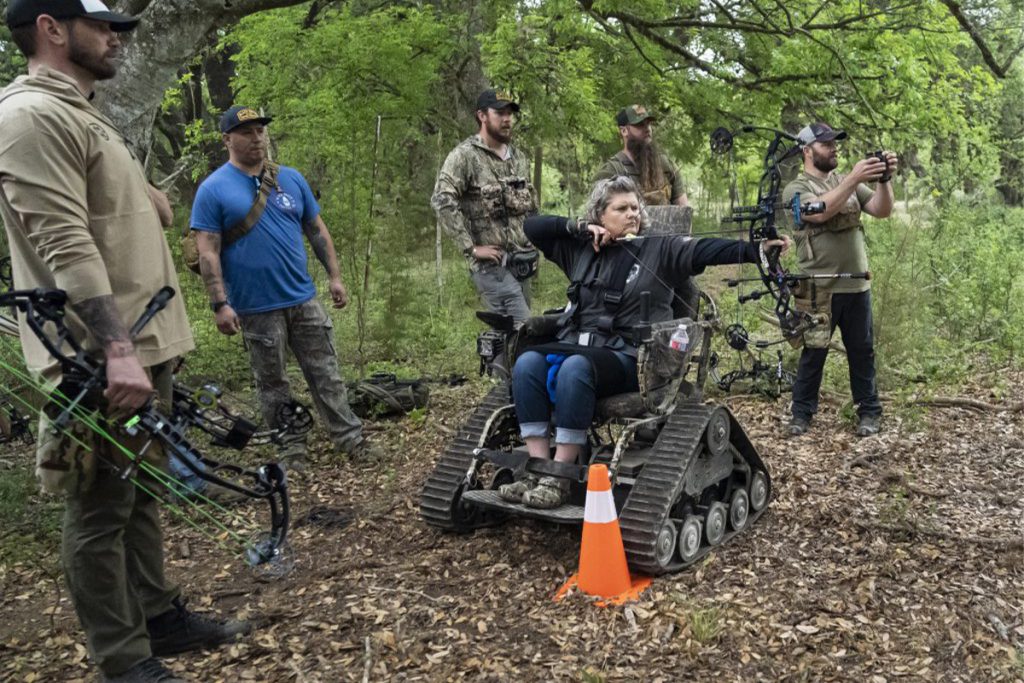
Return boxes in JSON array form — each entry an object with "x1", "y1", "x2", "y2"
[{"x1": 96, "y1": 0, "x2": 315, "y2": 154}]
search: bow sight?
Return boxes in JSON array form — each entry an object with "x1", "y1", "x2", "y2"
[{"x1": 0, "y1": 286, "x2": 293, "y2": 576}]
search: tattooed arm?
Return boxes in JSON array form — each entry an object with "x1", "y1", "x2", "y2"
[
  {"x1": 303, "y1": 216, "x2": 348, "y2": 309},
  {"x1": 194, "y1": 231, "x2": 240, "y2": 335},
  {"x1": 74, "y1": 295, "x2": 153, "y2": 410}
]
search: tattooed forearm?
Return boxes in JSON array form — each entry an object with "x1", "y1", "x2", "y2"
[
  {"x1": 74, "y1": 295, "x2": 134, "y2": 356},
  {"x1": 195, "y1": 232, "x2": 228, "y2": 302},
  {"x1": 304, "y1": 220, "x2": 341, "y2": 279}
]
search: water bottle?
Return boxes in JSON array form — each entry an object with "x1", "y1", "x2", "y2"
[{"x1": 669, "y1": 323, "x2": 690, "y2": 353}]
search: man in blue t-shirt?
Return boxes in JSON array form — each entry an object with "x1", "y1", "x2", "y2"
[{"x1": 191, "y1": 106, "x2": 380, "y2": 469}]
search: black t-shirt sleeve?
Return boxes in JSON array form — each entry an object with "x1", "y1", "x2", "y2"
[{"x1": 524, "y1": 214, "x2": 584, "y2": 276}]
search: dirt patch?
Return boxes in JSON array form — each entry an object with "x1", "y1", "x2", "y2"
[{"x1": 1, "y1": 377, "x2": 1022, "y2": 682}]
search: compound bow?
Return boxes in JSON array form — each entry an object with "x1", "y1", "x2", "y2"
[
  {"x1": 710, "y1": 125, "x2": 871, "y2": 346},
  {"x1": 0, "y1": 286, "x2": 293, "y2": 576}
]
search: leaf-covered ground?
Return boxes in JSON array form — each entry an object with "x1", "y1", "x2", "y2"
[{"x1": 1, "y1": 375, "x2": 1022, "y2": 682}]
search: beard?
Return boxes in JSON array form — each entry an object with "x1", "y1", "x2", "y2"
[
  {"x1": 626, "y1": 136, "x2": 667, "y2": 195},
  {"x1": 68, "y1": 28, "x2": 118, "y2": 81},
  {"x1": 810, "y1": 147, "x2": 838, "y2": 173},
  {"x1": 484, "y1": 118, "x2": 512, "y2": 144}
]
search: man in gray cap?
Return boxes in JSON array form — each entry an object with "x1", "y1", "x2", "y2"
[
  {"x1": 0, "y1": 1, "x2": 247, "y2": 681},
  {"x1": 432, "y1": 88, "x2": 538, "y2": 324},
  {"x1": 595, "y1": 104, "x2": 688, "y2": 207},
  {"x1": 781, "y1": 122, "x2": 898, "y2": 438}
]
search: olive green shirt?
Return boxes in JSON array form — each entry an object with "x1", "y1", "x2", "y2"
[
  {"x1": 0, "y1": 67, "x2": 194, "y2": 380},
  {"x1": 594, "y1": 151, "x2": 686, "y2": 206},
  {"x1": 782, "y1": 171, "x2": 875, "y2": 294}
]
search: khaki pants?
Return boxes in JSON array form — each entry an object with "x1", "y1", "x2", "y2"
[{"x1": 61, "y1": 361, "x2": 178, "y2": 676}]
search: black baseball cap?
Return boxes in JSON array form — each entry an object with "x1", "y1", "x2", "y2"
[
  {"x1": 220, "y1": 106, "x2": 273, "y2": 134},
  {"x1": 796, "y1": 122, "x2": 848, "y2": 146},
  {"x1": 5, "y1": 0, "x2": 139, "y2": 31},
  {"x1": 476, "y1": 89, "x2": 520, "y2": 113},
  {"x1": 616, "y1": 105, "x2": 657, "y2": 126}
]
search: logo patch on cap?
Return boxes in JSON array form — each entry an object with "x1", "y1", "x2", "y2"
[
  {"x1": 237, "y1": 108, "x2": 261, "y2": 122},
  {"x1": 633, "y1": 105, "x2": 647, "y2": 116},
  {"x1": 495, "y1": 91, "x2": 513, "y2": 101}
]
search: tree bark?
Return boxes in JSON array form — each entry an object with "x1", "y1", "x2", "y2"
[{"x1": 96, "y1": 0, "x2": 315, "y2": 153}]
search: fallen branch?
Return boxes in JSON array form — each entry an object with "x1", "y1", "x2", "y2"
[
  {"x1": 912, "y1": 396, "x2": 1023, "y2": 413},
  {"x1": 844, "y1": 452, "x2": 883, "y2": 471},
  {"x1": 880, "y1": 469, "x2": 951, "y2": 499},
  {"x1": 854, "y1": 519, "x2": 1023, "y2": 550}
]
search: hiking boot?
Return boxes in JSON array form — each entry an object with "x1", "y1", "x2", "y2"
[
  {"x1": 856, "y1": 414, "x2": 881, "y2": 437},
  {"x1": 277, "y1": 442, "x2": 308, "y2": 473},
  {"x1": 101, "y1": 658, "x2": 187, "y2": 682},
  {"x1": 342, "y1": 438, "x2": 385, "y2": 461},
  {"x1": 498, "y1": 473, "x2": 539, "y2": 503},
  {"x1": 148, "y1": 598, "x2": 251, "y2": 657},
  {"x1": 787, "y1": 415, "x2": 810, "y2": 437},
  {"x1": 522, "y1": 476, "x2": 570, "y2": 509}
]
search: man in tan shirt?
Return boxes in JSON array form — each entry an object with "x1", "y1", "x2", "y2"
[
  {"x1": 0, "y1": 1, "x2": 245, "y2": 680},
  {"x1": 781, "y1": 122, "x2": 897, "y2": 438}
]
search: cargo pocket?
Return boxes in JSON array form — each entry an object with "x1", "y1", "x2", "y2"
[{"x1": 793, "y1": 285, "x2": 832, "y2": 350}]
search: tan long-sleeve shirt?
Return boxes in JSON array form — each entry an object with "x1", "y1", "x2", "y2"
[{"x1": 0, "y1": 67, "x2": 193, "y2": 379}]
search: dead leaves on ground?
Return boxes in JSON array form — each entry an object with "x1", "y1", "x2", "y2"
[{"x1": 1, "y1": 374, "x2": 1023, "y2": 681}]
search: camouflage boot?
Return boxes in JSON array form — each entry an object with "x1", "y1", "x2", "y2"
[
  {"x1": 522, "y1": 476, "x2": 569, "y2": 509},
  {"x1": 498, "y1": 473, "x2": 539, "y2": 503}
]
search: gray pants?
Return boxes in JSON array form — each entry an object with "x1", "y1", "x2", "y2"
[
  {"x1": 240, "y1": 298, "x2": 363, "y2": 452},
  {"x1": 470, "y1": 263, "x2": 532, "y2": 324},
  {"x1": 62, "y1": 361, "x2": 178, "y2": 676}
]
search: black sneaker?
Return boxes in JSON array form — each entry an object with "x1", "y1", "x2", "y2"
[
  {"x1": 101, "y1": 658, "x2": 186, "y2": 682},
  {"x1": 787, "y1": 416, "x2": 810, "y2": 436},
  {"x1": 148, "y1": 598, "x2": 251, "y2": 657},
  {"x1": 856, "y1": 414, "x2": 881, "y2": 437}
]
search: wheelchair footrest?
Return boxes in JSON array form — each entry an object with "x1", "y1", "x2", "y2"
[
  {"x1": 460, "y1": 489, "x2": 583, "y2": 524},
  {"x1": 472, "y1": 448, "x2": 588, "y2": 483}
]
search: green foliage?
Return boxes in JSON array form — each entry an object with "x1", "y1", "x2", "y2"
[{"x1": 687, "y1": 606, "x2": 724, "y2": 644}]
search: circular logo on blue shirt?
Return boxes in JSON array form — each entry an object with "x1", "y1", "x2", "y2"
[{"x1": 274, "y1": 191, "x2": 298, "y2": 213}]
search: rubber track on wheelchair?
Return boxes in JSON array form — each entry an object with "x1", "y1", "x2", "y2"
[
  {"x1": 618, "y1": 402, "x2": 772, "y2": 576},
  {"x1": 420, "y1": 384, "x2": 512, "y2": 531}
]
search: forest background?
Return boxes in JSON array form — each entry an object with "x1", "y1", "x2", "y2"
[
  {"x1": 0, "y1": 3, "x2": 1023, "y2": 678},
  {"x1": 0, "y1": 0, "x2": 1023, "y2": 393}
]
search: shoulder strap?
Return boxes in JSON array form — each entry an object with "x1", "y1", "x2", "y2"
[
  {"x1": 556, "y1": 246, "x2": 597, "y2": 328},
  {"x1": 596, "y1": 242, "x2": 642, "y2": 333},
  {"x1": 222, "y1": 161, "x2": 280, "y2": 248}
]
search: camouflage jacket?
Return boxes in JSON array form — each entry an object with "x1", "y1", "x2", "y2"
[{"x1": 431, "y1": 135, "x2": 537, "y2": 261}]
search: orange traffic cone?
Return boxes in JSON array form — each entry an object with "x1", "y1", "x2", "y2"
[{"x1": 554, "y1": 464, "x2": 652, "y2": 605}]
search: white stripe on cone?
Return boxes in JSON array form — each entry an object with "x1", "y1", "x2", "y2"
[{"x1": 583, "y1": 489, "x2": 617, "y2": 524}]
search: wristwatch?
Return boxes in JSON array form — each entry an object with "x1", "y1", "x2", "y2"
[{"x1": 210, "y1": 300, "x2": 229, "y2": 313}]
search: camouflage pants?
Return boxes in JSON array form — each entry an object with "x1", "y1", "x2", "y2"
[
  {"x1": 62, "y1": 361, "x2": 179, "y2": 676},
  {"x1": 470, "y1": 262, "x2": 532, "y2": 324},
  {"x1": 240, "y1": 298, "x2": 363, "y2": 452}
]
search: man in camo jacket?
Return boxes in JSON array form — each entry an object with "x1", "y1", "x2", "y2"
[{"x1": 431, "y1": 89, "x2": 538, "y2": 324}]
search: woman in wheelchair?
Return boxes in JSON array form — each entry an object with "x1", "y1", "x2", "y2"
[{"x1": 500, "y1": 176, "x2": 789, "y2": 509}]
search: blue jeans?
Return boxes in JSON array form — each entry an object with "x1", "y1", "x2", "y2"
[
  {"x1": 167, "y1": 452, "x2": 208, "y2": 496},
  {"x1": 512, "y1": 350, "x2": 638, "y2": 445}
]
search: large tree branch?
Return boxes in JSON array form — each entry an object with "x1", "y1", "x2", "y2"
[
  {"x1": 98, "y1": 0, "x2": 325, "y2": 153},
  {"x1": 937, "y1": 0, "x2": 1024, "y2": 78}
]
